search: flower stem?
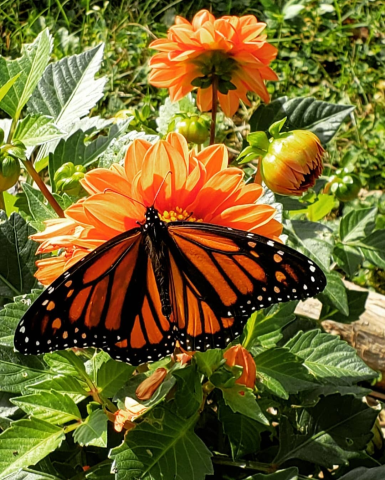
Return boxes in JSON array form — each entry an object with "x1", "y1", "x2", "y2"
[
  {"x1": 210, "y1": 76, "x2": 218, "y2": 145},
  {"x1": 0, "y1": 191, "x2": 5, "y2": 212},
  {"x1": 22, "y1": 160, "x2": 65, "y2": 218}
]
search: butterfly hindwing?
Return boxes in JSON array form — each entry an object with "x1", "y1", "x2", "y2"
[
  {"x1": 167, "y1": 222, "x2": 326, "y2": 351},
  {"x1": 14, "y1": 228, "x2": 174, "y2": 365}
]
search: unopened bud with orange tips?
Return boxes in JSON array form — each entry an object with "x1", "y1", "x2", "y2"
[
  {"x1": 239, "y1": 118, "x2": 324, "y2": 196},
  {"x1": 223, "y1": 345, "x2": 256, "y2": 389},
  {"x1": 136, "y1": 367, "x2": 168, "y2": 401}
]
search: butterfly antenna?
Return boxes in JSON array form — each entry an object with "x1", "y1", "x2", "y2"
[
  {"x1": 152, "y1": 171, "x2": 172, "y2": 206},
  {"x1": 103, "y1": 188, "x2": 146, "y2": 208}
]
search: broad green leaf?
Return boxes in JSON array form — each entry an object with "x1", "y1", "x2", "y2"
[
  {"x1": 96, "y1": 358, "x2": 134, "y2": 398},
  {"x1": 249, "y1": 96, "x2": 355, "y2": 145},
  {"x1": 246, "y1": 467, "x2": 298, "y2": 480},
  {"x1": 306, "y1": 194, "x2": 335, "y2": 221},
  {"x1": 86, "y1": 464, "x2": 114, "y2": 480},
  {"x1": 110, "y1": 405, "x2": 213, "y2": 480},
  {"x1": 255, "y1": 348, "x2": 315, "y2": 399},
  {"x1": 0, "y1": 347, "x2": 49, "y2": 393},
  {"x1": 0, "y1": 212, "x2": 38, "y2": 300},
  {"x1": 0, "y1": 73, "x2": 22, "y2": 103},
  {"x1": 339, "y1": 465, "x2": 385, "y2": 480},
  {"x1": 219, "y1": 403, "x2": 265, "y2": 459},
  {"x1": 13, "y1": 115, "x2": 64, "y2": 147},
  {"x1": 221, "y1": 384, "x2": 268, "y2": 425},
  {"x1": 242, "y1": 302, "x2": 297, "y2": 350},
  {"x1": 0, "y1": 391, "x2": 21, "y2": 418},
  {"x1": 0, "y1": 417, "x2": 65, "y2": 477},
  {"x1": 173, "y1": 365, "x2": 203, "y2": 418},
  {"x1": 0, "y1": 290, "x2": 43, "y2": 347},
  {"x1": 22, "y1": 184, "x2": 57, "y2": 230},
  {"x1": 0, "y1": 29, "x2": 53, "y2": 118},
  {"x1": 274, "y1": 395, "x2": 378, "y2": 467},
  {"x1": 73, "y1": 409, "x2": 107, "y2": 448},
  {"x1": 340, "y1": 207, "x2": 377, "y2": 243},
  {"x1": 28, "y1": 44, "x2": 107, "y2": 166},
  {"x1": 320, "y1": 288, "x2": 368, "y2": 324},
  {"x1": 48, "y1": 120, "x2": 130, "y2": 189},
  {"x1": 318, "y1": 271, "x2": 348, "y2": 316},
  {"x1": 43, "y1": 350, "x2": 86, "y2": 377},
  {"x1": 359, "y1": 230, "x2": 385, "y2": 269},
  {"x1": 194, "y1": 349, "x2": 223, "y2": 378},
  {"x1": 3, "y1": 469, "x2": 62, "y2": 480},
  {"x1": 333, "y1": 244, "x2": 362, "y2": 277},
  {"x1": 11, "y1": 391, "x2": 81, "y2": 425},
  {"x1": 285, "y1": 330, "x2": 376, "y2": 385},
  {"x1": 284, "y1": 219, "x2": 333, "y2": 270},
  {"x1": 28, "y1": 375, "x2": 89, "y2": 402}
]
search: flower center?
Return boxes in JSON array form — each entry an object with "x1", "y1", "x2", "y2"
[
  {"x1": 191, "y1": 50, "x2": 237, "y2": 95},
  {"x1": 158, "y1": 206, "x2": 202, "y2": 223}
]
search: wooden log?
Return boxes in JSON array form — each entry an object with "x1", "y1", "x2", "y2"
[{"x1": 295, "y1": 281, "x2": 385, "y2": 378}]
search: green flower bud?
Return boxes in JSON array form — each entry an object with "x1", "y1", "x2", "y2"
[
  {"x1": 0, "y1": 156, "x2": 20, "y2": 192},
  {"x1": 54, "y1": 162, "x2": 86, "y2": 196},
  {"x1": 327, "y1": 168, "x2": 362, "y2": 202},
  {"x1": 172, "y1": 115, "x2": 210, "y2": 144}
]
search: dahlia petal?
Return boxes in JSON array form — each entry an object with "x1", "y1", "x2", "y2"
[
  {"x1": 211, "y1": 204, "x2": 278, "y2": 232},
  {"x1": 65, "y1": 202, "x2": 92, "y2": 226},
  {"x1": 80, "y1": 169, "x2": 131, "y2": 197},
  {"x1": 239, "y1": 23, "x2": 266, "y2": 42},
  {"x1": 175, "y1": 16, "x2": 191, "y2": 26},
  {"x1": 31, "y1": 218, "x2": 78, "y2": 243},
  {"x1": 125, "y1": 138, "x2": 153, "y2": 181},
  {"x1": 195, "y1": 144, "x2": 228, "y2": 179},
  {"x1": 258, "y1": 65, "x2": 279, "y2": 81},
  {"x1": 166, "y1": 133, "x2": 190, "y2": 169},
  {"x1": 149, "y1": 39, "x2": 178, "y2": 52},
  {"x1": 218, "y1": 90, "x2": 241, "y2": 117},
  {"x1": 192, "y1": 10, "x2": 215, "y2": 29},
  {"x1": 250, "y1": 218, "x2": 283, "y2": 238},
  {"x1": 196, "y1": 86, "x2": 213, "y2": 112},
  {"x1": 83, "y1": 192, "x2": 144, "y2": 236}
]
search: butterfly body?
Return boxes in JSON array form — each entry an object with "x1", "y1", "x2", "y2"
[{"x1": 14, "y1": 206, "x2": 326, "y2": 365}]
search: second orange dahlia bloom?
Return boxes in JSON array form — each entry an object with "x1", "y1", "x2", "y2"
[
  {"x1": 32, "y1": 133, "x2": 282, "y2": 285},
  {"x1": 149, "y1": 10, "x2": 278, "y2": 117}
]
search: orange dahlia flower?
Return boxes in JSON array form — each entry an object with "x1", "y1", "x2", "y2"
[
  {"x1": 32, "y1": 133, "x2": 282, "y2": 284},
  {"x1": 149, "y1": 10, "x2": 278, "y2": 117}
]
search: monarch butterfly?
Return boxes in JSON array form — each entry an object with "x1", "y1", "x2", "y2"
[{"x1": 14, "y1": 205, "x2": 326, "y2": 365}]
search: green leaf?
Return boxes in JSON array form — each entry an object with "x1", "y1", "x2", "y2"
[
  {"x1": 28, "y1": 375, "x2": 89, "y2": 403},
  {"x1": 22, "y1": 184, "x2": 57, "y2": 230},
  {"x1": 0, "y1": 347, "x2": 49, "y2": 393},
  {"x1": 173, "y1": 364, "x2": 203, "y2": 418},
  {"x1": 0, "y1": 417, "x2": 65, "y2": 477},
  {"x1": 274, "y1": 395, "x2": 378, "y2": 467},
  {"x1": 246, "y1": 467, "x2": 299, "y2": 480},
  {"x1": 221, "y1": 384, "x2": 269, "y2": 425},
  {"x1": 321, "y1": 288, "x2": 368, "y2": 324},
  {"x1": 3, "y1": 469, "x2": 62, "y2": 480},
  {"x1": 43, "y1": 350, "x2": 86, "y2": 377},
  {"x1": 247, "y1": 131, "x2": 269, "y2": 150},
  {"x1": 333, "y1": 244, "x2": 362, "y2": 277},
  {"x1": 96, "y1": 357, "x2": 135, "y2": 398},
  {"x1": 86, "y1": 464, "x2": 114, "y2": 480},
  {"x1": 48, "y1": 120, "x2": 130, "y2": 190},
  {"x1": 219, "y1": 403, "x2": 265, "y2": 459},
  {"x1": 28, "y1": 44, "x2": 107, "y2": 166},
  {"x1": 194, "y1": 349, "x2": 223, "y2": 378},
  {"x1": 306, "y1": 194, "x2": 335, "y2": 222},
  {"x1": 284, "y1": 219, "x2": 334, "y2": 270},
  {"x1": 359, "y1": 230, "x2": 385, "y2": 269},
  {"x1": 242, "y1": 302, "x2": 297, "y2": 350},
  {"x1": 340, "y1": 207, "x2": 377, "y2": 243},
  {"x1": 249, "y1": 96, "x2": 355, "y2": 145},
  {"x1": 0, "y1": 73, "x2": 22, "y2": 103},
  {"x1": 0, "y1": 212, "x2": 39, "y2": 300},
  {"x1": 110, "y1": 405, "x2": 213, "y2": 480},
  {"x1": 11, "y1": 391, "x2": 81, "y2": 425},
  {"x1": 0, "y1": 290, "x2": 43, "y2": 347},
  {"x1": 269, "y1": 117, "x2": 287, "y2": 138},
  {"x1": 285, "y1": 330, "x2": 376, "y2": 385},
  {"x1": 73, "y1": 409, "x2": 107, "y2": 448},
  {"x1": 0, "y1": 29, "x2": 53, "y2": 118},
  {"x1": 255, "y1": 348, "x2": 315, "y2": 399},
  {"x1": 13, "y1": 115, "x2": 64, "y2": 147},
  {"x1": 339, "y1": 465, "x2": 385, "y2": 480},
  {"x1": 318, "y1": 271, "x2": 349, "y2": 315}
]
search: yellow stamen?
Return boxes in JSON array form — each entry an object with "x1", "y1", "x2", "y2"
[{"x1": 159, "y1": 206, "x2": 202, "y2": 223}]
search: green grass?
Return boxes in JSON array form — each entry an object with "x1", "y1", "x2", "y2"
[{"x1": 0, "y1": 0, "x2": 384, "y2": 191}]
